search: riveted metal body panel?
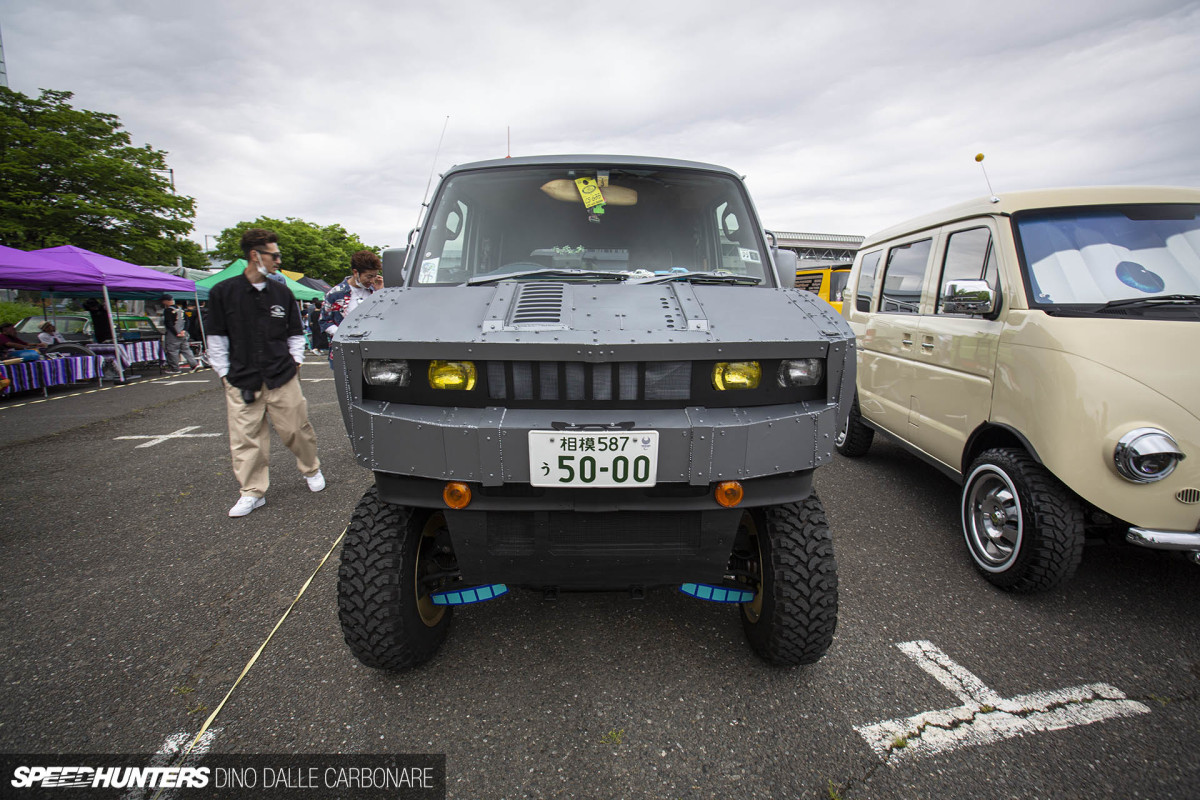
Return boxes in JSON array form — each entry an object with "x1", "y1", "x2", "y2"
[{"x1": 331, "y1": 155, "x2": 856, "y2": 589}]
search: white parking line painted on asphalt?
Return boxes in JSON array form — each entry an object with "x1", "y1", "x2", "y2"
[
  {"x1": 301, "y1": 378, "x2": 333, "y2": 382},
  {"x1": 159, "y1": 380, "x2": 209, "y2": 386},
  {"x1": 123, "y1": 728, "x2": 221, "y2": 800},
  {"x1": 854, "y1": 640, "x2": 1151, "y2": 765},
  {"x1": 114, "y1": 426, "x2": 222, "y2": 448}
]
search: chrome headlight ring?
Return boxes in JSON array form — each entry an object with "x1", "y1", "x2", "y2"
[
  {"x1": 363, "y1": 359, "x2": 411, "y2": 387},
  {"x1": 1113, "y1": 427, "x2": 1185, "y2": 483}
]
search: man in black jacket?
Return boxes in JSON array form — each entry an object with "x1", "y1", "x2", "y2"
[
  {"x1": 161, "y1": 295, "x2": 200, "y2": 373},
  {"x1": 206, "y1": 228, "x2": 325, "y2": 517}
]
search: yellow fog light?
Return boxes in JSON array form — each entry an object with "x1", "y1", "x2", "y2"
[
  {"x1": 714, "y1": 481, "x2": 744, "y2": 508},
  {"x1": 712, "y1": 361, "x2": 761, "y2": 390},
  {"x1": 429, "y1": 360, "x2": 477, "y2": 390},
  {"x1": 443, "y1": 482, "x2": 472, "y2": 509}
]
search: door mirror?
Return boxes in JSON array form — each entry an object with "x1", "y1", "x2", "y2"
[
  {"x1": 772, "y1": 248, "x2": 798, "y2": 289},
  {"x1": 942, "y1": 280, "x2": 996, "y2": 315},
  {"x1": 382, "y1": 248, "x2": 408, "y2": 287}
]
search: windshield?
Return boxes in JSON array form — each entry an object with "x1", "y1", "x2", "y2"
[
  {"x1": 1014, "y1": 204, "x2": 1200, "y2": 306},
  {"x1": 413, "y1": 164, "x2": 769, "y2": 286}
]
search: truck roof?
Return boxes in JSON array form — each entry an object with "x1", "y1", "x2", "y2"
[{"x1": 444, "y1": 154, "x2": 744, "y2": 179}]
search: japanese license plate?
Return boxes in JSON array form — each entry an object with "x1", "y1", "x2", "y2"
[{"x1": 528, "y1": 431, "x2": 659, "y2": 487}]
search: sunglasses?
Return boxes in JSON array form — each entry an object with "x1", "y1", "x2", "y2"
[{"x1": 254, "y1": 249, "x2": 283, "y2": 262}]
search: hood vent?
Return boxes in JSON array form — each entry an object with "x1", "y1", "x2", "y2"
[{"x1": 481, "y1": 282, "x2": 572, "y2": 332}]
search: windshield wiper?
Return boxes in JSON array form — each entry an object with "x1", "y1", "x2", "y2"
[
  {"x1": 627, "y1": 271, "x2": 762, "y2": 286},
  {"x1": 1094, "y1": 294, "x2": 1200, "y2": 313},
  {"x1": 467, "y1": 268, "x2": 629, "y2": 286}
]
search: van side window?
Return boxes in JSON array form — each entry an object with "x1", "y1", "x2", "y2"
[
  {"x1": 879, "y1": 239, "x2": 932, "y2": 314},
  {"x1": 937, "y1": 228, "x2": 1000, "y2": 314},
  {"x1": 855, "y1": 251, "x2": 882, "y2": 312}
]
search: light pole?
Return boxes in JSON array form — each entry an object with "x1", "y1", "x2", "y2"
[{"x1": 151, "y1": 167, "x2": 184, "y2": 270}]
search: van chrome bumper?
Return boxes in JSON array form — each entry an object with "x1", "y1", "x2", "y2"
[{"x1": 1125, "y1": 527, "x2": 1200, "y2": 552}]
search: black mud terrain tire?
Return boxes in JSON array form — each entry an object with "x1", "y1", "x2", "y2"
[
  {"x1": 961, "y1": 448, "x2": 1085, "y2": 593},
  {"x1": 338, "y1": 486, "x2": 452, "y2": 669},
  {"x1": 834, "y1": 395, "x2": 874, "y2": 457},
  {"x1": 741, "y1": 494, "x2": 838, "y2": 666}
]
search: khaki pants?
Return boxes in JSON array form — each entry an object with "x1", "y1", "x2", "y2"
[{"x1": 223, "y1": 374, "x2": 320, "y2": 498}]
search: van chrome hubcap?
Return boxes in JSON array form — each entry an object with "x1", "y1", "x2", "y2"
[{"x1": 965, "y1": 468, "x2": 1023, "y2": 570}]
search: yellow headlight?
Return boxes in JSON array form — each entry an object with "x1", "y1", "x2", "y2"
[
  {"x1": 428, "y1": 360, "x2": 477, "y2": 390},
  {"x1": 712, "y1": 361, "x2": 761, "y2": 390}
]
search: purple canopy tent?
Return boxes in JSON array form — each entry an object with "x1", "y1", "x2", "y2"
[
  {"x1": 1, "y1": 245, "x2": 199, "y2": 382},
  {"x1": 0, "y1": 244, "x2": 90, "y2": 291}
]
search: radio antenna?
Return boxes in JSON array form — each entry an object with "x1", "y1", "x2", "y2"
[
  {"x1": 415, "y1": 115, "x2": 451, "y2": 233},
  {"x1": 975, "y1": 153, "x2": 999, "y2": 203}
]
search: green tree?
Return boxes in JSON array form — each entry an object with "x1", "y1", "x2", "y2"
[
  {"x1": 213, "y1": 217, "x2": 379, "y2": 285},
  {"x1": 0, "y1": 87, "x2": 204, "y2": 267}
]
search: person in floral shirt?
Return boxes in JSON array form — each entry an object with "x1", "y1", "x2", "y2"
[{"x1": 319, "y1": 250, "x2": 383, "y2": 364}]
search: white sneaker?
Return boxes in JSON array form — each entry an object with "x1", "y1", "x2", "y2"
[
  {"x1": 305, "y1": 470, "x2": 326, "y2": 492},
  {"x1": 229, "y1": 496, "x2": 265, "y2": 517}
]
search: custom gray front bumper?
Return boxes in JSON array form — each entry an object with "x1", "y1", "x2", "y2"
[{"x1": 341, "y1": 400, "x2": 840, "y2": 488}]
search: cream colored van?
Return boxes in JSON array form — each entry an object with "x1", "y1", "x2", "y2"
[{"x1": 838, "y1": 187, "x2": 1200, "y2": 592}]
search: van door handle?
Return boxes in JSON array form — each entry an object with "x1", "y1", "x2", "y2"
[
  {"x1": 921, "y1": 338, "x2": 935, "y2": 350},
  {"x1": 901, "y1": 335, "x2": 914, "y2": 346}
]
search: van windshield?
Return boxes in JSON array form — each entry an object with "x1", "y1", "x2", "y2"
[
  {"x1": 1014, "y1": 204, "x2": 1200, "y2": 308},
  {"x1": 413, "y1": 165, "x2": 769, "y2": 286}
]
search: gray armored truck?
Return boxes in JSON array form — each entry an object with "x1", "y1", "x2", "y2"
[{"x1": 332, "y1": 155, "x2": 855, "y2": 669}]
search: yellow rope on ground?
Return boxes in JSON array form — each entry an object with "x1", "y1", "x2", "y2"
[{"x1": 186, "y1": 527, "x2": 347, "y2": 756}]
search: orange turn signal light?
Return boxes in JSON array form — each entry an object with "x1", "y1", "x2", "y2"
[
  {"x1": 714, "y1": 481, "x2": 744, "y2": 508},
  {"x1": 443, "y1": 482, "x2": 472, "y2": 510}
]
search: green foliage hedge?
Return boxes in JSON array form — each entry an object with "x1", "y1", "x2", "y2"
[{"x1": 0, "y1": 300, "x2": 44, "y2": 327}]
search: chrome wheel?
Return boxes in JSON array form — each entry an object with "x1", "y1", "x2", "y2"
[{"x1": 963, "y1": 464, "x2": 1023, "y2": 572}]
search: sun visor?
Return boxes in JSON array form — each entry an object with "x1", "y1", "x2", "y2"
[{"x1": 540, "y1": 179, "x2": 638, "y2": 206}]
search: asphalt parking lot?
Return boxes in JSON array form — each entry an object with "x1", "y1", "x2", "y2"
[{"x1": 1, "y1": 363, "x2": 1197, "y2": 799}]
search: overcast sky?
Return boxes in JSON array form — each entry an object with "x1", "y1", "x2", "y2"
[{"x1": 2, "y1": 0, "x2": 1198, "y2": 252}]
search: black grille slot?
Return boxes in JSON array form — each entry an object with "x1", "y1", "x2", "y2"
[{"x1": 486, "y1": 361, "x2": 691, "y2": 404}]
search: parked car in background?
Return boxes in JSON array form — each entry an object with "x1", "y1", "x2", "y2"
[
  {"x1": 838, "y1": 186, "x2": 1200, "y2": 592},
  {"x1": 15, "y1": 313, "x2": 163, "y2": 344},
  {"x1": 794, "y1": 264, "x2": 852, "y2": 313}
]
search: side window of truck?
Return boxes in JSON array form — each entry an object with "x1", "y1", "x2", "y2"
[
  {"x1": 937, "y1": 227, "x2": 1000, "y2": 314},
  {"x1": 879, "y1": 239, "x2": 932, "y2": 314},
  {"x1": 855, "y1": 251, "x2": 882, "y2": 312}
]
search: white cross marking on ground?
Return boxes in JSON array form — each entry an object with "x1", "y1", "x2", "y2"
[
  {"x1": 854, "y1": 640, "x2": 1151, "y2": 765},
  {"x1": 122, "y1": 728, "x2": 220, "y2": 800},
  {"x1": 114, "y1": 426, "x2": 222, "y2": 448}
]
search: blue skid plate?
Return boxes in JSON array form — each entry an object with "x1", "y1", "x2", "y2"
[
  {"x1": 431, "y1": 584, "x2": 509, "y2": 606},
  {"x1": 680, "y1": 583, "x2": 756, "y2": 603}
]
